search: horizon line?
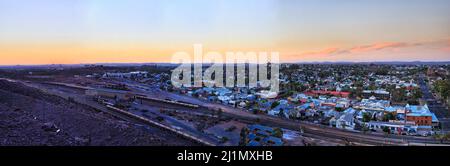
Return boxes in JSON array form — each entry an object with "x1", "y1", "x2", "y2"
[{"x1": 1, "y1": 60, "x2": 450, "y2": 67}]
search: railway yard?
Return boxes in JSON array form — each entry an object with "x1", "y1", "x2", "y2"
[
  {"x1": 0, "y1": 76, "x2": 330, "y2": 146},
  {"x1": 0, "y1": 79, "x2": 200, "y2": 146}
]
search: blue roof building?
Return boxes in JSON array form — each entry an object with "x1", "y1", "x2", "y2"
[
  {"x1": 406, "y1": 104, "x2": 432, "y2": 116},
  {"x1": 246, "y1": 124, "x2": 284, "y2": 146},
  {"x1": 262, "y1": 136, "x2": 283, "y2": 146},
  {"x1": 247, "y1": 140, "x2": 262, "y2": 146}
]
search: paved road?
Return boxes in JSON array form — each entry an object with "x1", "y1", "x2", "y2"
[{"x1": 418, "y1": 75, "x2": 450, "y2": 132}]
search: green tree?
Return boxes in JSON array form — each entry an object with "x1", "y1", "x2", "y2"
[
  {"x1": 278, "y1": 108, "x2": 285, "y2": 118},
  {"x1": 392, "y1": 88, "x2": 407, "y2": 103},
  {"x1": 273, "y1": 128, "x2": 283, "y2": 138},
  {"x1": 271, "y1": 101, "x2": 280, "y2": 109},
  {"x1": 375, "y1": 68, "x2": 389, "y2": 75},
  {"x1": 362, "y1": 112, "x2": 372, "y2": 122},
  {"x1": 433, "y1": 133, "x2": 449, "y2": 144},
  {"x1": 434, "y1": 80, "x2": 450, "y2": 100},
  {"x1": 382, "y1": 126, "x2": 391, "y2": 135},
  {"x1": 383, "y1": 112, "x2": 396, "y2": 122},
  {"x1": 239, "y1": 128, "x2": 248, "y2": 146},
  {"x1": 354, "y1": 87, "x2": 363, "y2": 99},
  {"x1": 361, "y1": 123, "x2": 370, "y2": 134},
  {"x1": 368, "y1": 83, "x2": 377, "y2": 91},
  {"x1": 220, "y1": 137, "x2": 229, "y2": 143},
  {"x1": 412, "y1": 88, "x2": 423, "y2": 99}
]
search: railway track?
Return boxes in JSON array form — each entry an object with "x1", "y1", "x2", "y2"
[
  {"x1": 105, "y1": 105, "x2": 215, "y2": 146},
  {"x1": 7, "y1": 79, "x2": 216, "y2": 146}
]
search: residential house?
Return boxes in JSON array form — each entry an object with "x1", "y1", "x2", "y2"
[
  {"x1": 268, "y1": 102, "x2": 294, "y2": 118},
  {"x1": 353, "y1": 98, "x2": 390, "y2": 112},
  {"x1": 362, "y1": 89, "x2": 390, "y2": 100},
  {"x1": 336, "y1": 108, "x2": 357, "y2": 130}
]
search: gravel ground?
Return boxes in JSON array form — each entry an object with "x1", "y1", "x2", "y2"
[{"x1": 0, "y1": 80, "x2": 200, "y2": 146}]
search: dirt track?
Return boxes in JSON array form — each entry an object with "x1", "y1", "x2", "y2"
[{"x1": 0, "y1": 80, "x2": 200, "y2": 146}]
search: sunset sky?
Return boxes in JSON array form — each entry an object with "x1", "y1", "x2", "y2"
[{"x1": 0, "y1": 0, "x2": 449, "y2": 65}]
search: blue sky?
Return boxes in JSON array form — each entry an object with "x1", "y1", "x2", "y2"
[{"x1": 0, "y1": 0, "x2": 449, "y2": 64}]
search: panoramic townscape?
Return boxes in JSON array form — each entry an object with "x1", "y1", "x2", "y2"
[
  {"x1": 1, "y1": 62, "x2": 449, "y2": 146},
  {"x1": 1, "y1": 0, "x2": 450, "y2": 150}
]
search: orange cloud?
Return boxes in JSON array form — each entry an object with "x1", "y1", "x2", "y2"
[
  {"x1": 300, "y1": 47, "x2": 339, "y2": 56},
  {"x1": 297, "y1": 39, "x2": 450, "y2": 57},
  {"x1": 442, "y1": 40, "x2": 450, "y2": 52},
  {"x1": 348, "y1": 42, "x2": 409, "y2": 54}
]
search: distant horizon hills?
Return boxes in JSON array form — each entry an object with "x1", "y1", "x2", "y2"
[{"x1": 1, "y1": 61, "x2": 450, "y2": 69}]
